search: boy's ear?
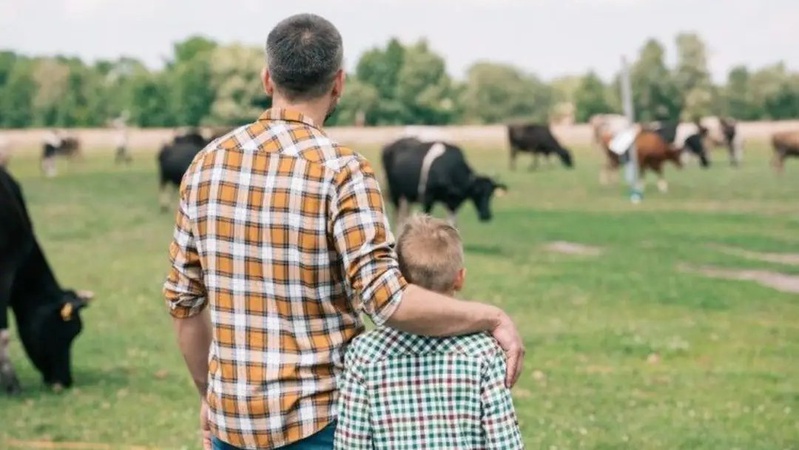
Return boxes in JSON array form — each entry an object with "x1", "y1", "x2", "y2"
[{"x1": 453, "y1": 268, "x2": 466, "y2": 291}]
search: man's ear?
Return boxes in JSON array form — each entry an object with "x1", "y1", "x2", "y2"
[
  {"x1": 453, "y1": 268, "x2": 466, "y2": 292},
  {"x1": 262, "y1": 67, "x2": 274, "y2": 97},
  {"x1": 331, "y1": 69, "x2": 345, "y2": 99}
]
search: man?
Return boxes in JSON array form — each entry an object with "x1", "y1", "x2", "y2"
[
  {"x1": 111, "y1": 111, "x2": 131, "y2": 164},
  {"x1": 163, "y1": 13, "x2": 524, "y2": 450}
]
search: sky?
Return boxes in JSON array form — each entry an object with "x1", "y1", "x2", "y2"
[{"x1": 1, "y1": 0, "x2": 797, "y2": 83}]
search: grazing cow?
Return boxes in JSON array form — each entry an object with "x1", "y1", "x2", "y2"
[
  {"x1": 633, "y1": 128, "x2": 685, "y2": 193},
  {"x1": 590, "y1": 114, "x2": 630, "y2": 149},
  {"x1": 156, "y1": 128, "x2": 235, "y2": 211},
  {"x1": 381, "y1": 137, "x2": 507, "y2": 227},
  {"x1": 771, "y1": 130, "x2": 799, "y2": 174},
  {"x1": 646, "y1": 120, "x2": 711, "y2": 169},
  {"x1": 507, "y1": 123, "x2": 574, "y2": 171},
  {"x1": 698, "y1": 116, "x2": 743, "y2": 166},
  {"x1": 603, "y1": 124, "x2": 684, "y2": 194},
  {"x1": 157, "y1": 129, "x2": 210, "y2": 212},
  {"x1": 41, "y1": 132, "x2": 81, "y2": 177},
  {"x1": 590, "y1": 114, "x2": 635, "y2": 185},
  {"x1": 0, "y1": 166, "x2": 94, "y2": 395}
]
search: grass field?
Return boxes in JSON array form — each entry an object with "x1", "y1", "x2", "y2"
[{"x1": 1, "y1": 141, "x2": 797, "y2": 450}]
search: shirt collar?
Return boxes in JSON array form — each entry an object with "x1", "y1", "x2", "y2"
[{"x1": 258, "y1": 108, "x2": 319, "y2": 128}]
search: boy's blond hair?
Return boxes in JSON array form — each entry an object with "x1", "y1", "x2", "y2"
[{"x1": 395, "y1": 214, "x2": 464, "y2": 293}]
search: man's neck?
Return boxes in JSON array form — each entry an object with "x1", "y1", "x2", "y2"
[{"x1": 271, "y1": 97, "x2": 329, "y2": 128}]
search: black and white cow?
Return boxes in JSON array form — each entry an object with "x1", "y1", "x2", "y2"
[
  {"x1": 157, "y1": 129, "x2": 211, "y2": 212},
  {"x1": 0, "y1": 166, "x2": 93, "y2": 395},
  {"x1": 507, "y1": 123, "x2": 574, "y2": 171},
  {"x1": 157, "y1": 128, "x2": 237, "y2": 211},
  {"x1": 380, "y1": 137, "x2": 507, "y2": 228},
  {"x1": 645, "y1": 120, "x2": 711, "y2": 168}
]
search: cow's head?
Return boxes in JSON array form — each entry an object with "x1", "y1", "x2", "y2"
[
  {"x1": 557, "y1": 147, "x2": 574, "y2": 168},
  {"x1": 468, "y1": 176, "x2": 508, "y2": 222},
  {"x1": 28, "y1": 289, "x2": 94, "y2": 390}
]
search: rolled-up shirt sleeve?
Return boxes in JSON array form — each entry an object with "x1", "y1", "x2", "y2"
[
  {"x1": 163, "y1": 181, "x2": 207, "y2": 318},
  {"x1": 329, "y1": 155, "x2": 407, "y2": 326}
]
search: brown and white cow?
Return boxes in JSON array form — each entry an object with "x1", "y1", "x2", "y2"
[{"x1": 771, "y1": 130, "x2": 799, "y2": 174}]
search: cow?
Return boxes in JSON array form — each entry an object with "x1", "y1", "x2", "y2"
[
  {"x1": 601, "y1": 122, "x2": 687, "y2": 194},
  {"x1": 380, "y1": 137, "x2": 507, "y2": 228},
  {"x1": 507, "y1": 123, "x2": 574, "y2": 171},
  {"x1": 0, "y1": 166, "x2": 94, "y2": 395},
  {"x1": 41, "y1": 131, "x2": 82, "y2": 177},
  {"x1": 590, "y1": 114, "x2": 635, "y2": 185},
  {"x1": 697, "y1": 116, "x2": 743, "y2": 166},
  {"x1": 771, "y1": 130, "x2": 799, "y2": 174},
  {"x1": 633, "y1": 128, "x2": 685, "y2": 193},
  {"x1": 156, "y1": 127, "x2": 235, "y2": 212},
  {"x1": 157, "y1": 128, "x2": 210, "y2": 212},
  {"x1": 648, "y1": 120, "x2": 711, "y2": 169}
]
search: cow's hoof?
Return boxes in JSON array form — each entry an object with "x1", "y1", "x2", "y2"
[
  {"x1": 1, "y1": 376, "x2": 22, "y2": 396},
  {"x1": 51, "y1": 383, "x2": 64, "y2": 394}
]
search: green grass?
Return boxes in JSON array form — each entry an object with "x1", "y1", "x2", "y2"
[{"x1": 1, "y1": 142, "x2": 797, "y2": 450}]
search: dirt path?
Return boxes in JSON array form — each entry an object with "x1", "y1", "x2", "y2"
[
  {"x1": 543, "y1": 241, "x2": 603, "y2": 256},
  {"x1": 678, "y1": 263, "x2": 799, "y2": 294}
]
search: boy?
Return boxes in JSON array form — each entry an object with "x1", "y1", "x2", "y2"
[{"x1": 335, "y1": 213, "x2": 524, "y2": 449}]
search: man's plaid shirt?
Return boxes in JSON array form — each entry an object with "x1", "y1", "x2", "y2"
[
  {"x1": 335, "y1": 327, "x2": 524, "y2": 449},
  {"x1": 163, "y1": 109, "x2": 408, "y2": 449}
]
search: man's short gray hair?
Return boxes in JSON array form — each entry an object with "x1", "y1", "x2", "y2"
[{"x1": 266, "y1": 13, "x2": 344, "y2": 101}]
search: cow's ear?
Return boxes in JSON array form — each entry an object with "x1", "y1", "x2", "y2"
[
  {"x1": 494, "y1": 183, "x2": 508, "y2": 197},
  {"x1": 76, "y1": 290, "x2": 95, "y2": 305}
]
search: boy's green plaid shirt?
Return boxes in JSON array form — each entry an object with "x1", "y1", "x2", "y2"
[{"x1": 335, "y1": 327, "x2": 524, "y2": 449}]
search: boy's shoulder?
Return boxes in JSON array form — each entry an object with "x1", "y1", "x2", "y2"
[{"x1": 345, "y1": 326, "x2": 503, "y2": 367}]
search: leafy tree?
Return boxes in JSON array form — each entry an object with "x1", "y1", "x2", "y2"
[
  {"x1": 674, "y1": 32, "x2": 713, "y2": 120},
  {"x1": 460, "y1": 62, "x2": 553, "y2": 124},
  {"x1": 630, "y1": 39, "x2": 681, "y2": 121},
  {"x1": 395, "y1": 39, "x2": 455, "y2": 125},
  {"x1": 355, "y1": 38, "x2": 406, "y2": 124},
  {"x1": 0, "y1": 59, "x2": 35, "y2": 127},
  {"x1": 573, "y1": 71, "x2": 612, "y2": 122}
]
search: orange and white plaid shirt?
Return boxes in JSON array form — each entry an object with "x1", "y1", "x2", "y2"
[{"x1": 163, "y1": 108, "x2": 408, "y2": 449}]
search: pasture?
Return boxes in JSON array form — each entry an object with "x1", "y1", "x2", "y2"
[{"x1": 1, "y1": 138, "x2": 797, "y2": 450}]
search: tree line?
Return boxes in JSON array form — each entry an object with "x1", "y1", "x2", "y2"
[{"x1": 0, "y1": 32, "x2": 797, "y2": 129}]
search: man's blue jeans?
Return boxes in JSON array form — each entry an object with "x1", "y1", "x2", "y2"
[{"x1": 211, "y1": 420, "x2": 336, "y2": 450}]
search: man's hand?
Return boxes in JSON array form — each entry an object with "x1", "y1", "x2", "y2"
[
  {"x1": 200, "y1": 399, "x2": 212, "y2": 450},
  {"x1": 490, "y1": 312, "x2": 525, "y2": 388}
]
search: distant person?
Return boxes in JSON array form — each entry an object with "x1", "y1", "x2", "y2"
[
  {"x1": 111, "y1": 112, "x2": 131, "y2": 164},
  {"x1": 162, "y1": 13, "x2": 524, "y2": 450},
  {"x1": 335, "y1": 213, "x2": 524, "y2": 449}
]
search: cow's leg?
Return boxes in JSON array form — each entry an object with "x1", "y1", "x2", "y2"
[
  {"x1": 635, "y1": 163, "x2": 647, "y2": 193},
  {"x1": 509, "y1": 147, "x2": 518, "y2": 171},
  {"x1": 529, "y1": 152, "x2": 539, "y2": 171},
  {"x1": 41, "y1": 156, "x2": 56, "y2": 178},
  {"x1": 446, "y1": 209, "x2": 458, "y2": 227},
  {"x1": 772, "y1": 150, "x2": 785, "y2": 175},
  {"x1": 600, "y1": 159, "x2": 614, "y2": 185},
  {"x1": 159, "y1": 181, "x2": 172, "y2": 213},
  {"x1": 656, "y1": 172, "x2": 669, "y2": 193},
  {"x1": 0, "y1": 273, "x2": 21, "y2": 395},
  {"x1": 397, "y1": 197, "x2": 410, "y2": 229}
]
